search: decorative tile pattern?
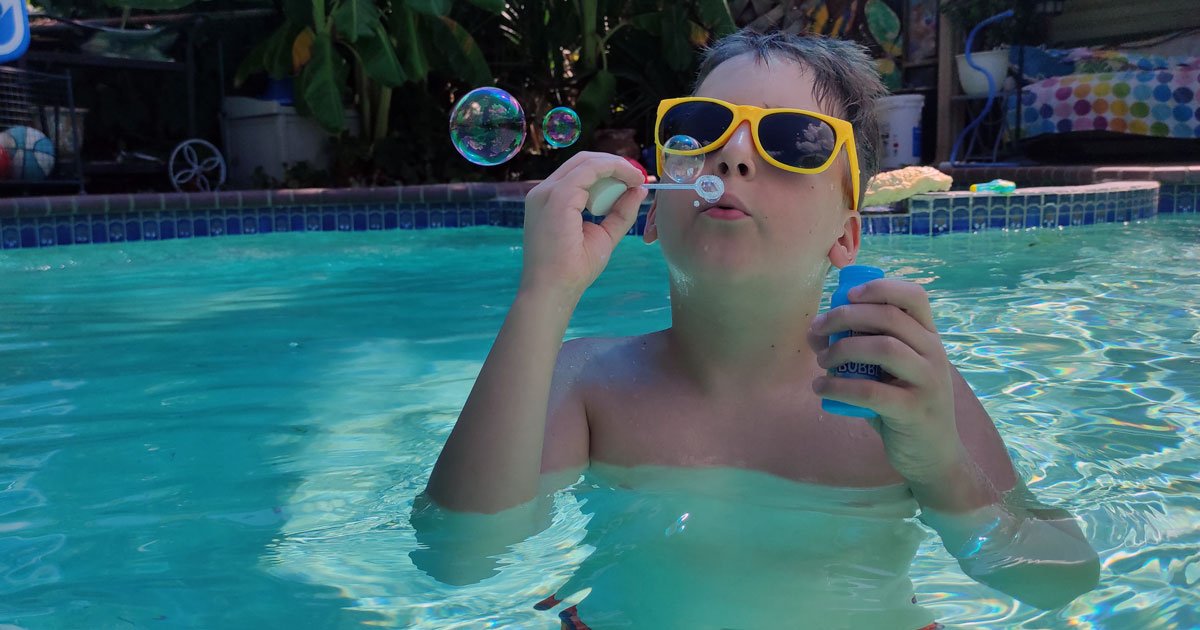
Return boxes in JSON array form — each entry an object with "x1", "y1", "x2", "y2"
[{"x1": 0, "y1": 181, "x2": 1168, "y2": 249}]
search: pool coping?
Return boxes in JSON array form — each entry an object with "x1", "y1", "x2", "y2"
[
  {"x1": 0, "y1": 181, "x2": 539, "y2": 218},
  {"x1": 0, "y1": 179, "x2": 1189, "y2": 249}
]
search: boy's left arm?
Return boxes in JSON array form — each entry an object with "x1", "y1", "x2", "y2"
[
  {"x1": 809, "y1": 278, "x2": 1101, "y2": 611},
  {"x1": 914, "y1": 368, "x2": 1102, "y2": 610}
]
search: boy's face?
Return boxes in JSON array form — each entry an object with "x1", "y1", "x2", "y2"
[{"x1": 644, "y1": 53, "x2": 860, "y2": 287}]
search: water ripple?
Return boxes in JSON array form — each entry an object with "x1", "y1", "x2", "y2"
[{"x1": 1, "y1": 221, "x2": 1199, "y2": 627}]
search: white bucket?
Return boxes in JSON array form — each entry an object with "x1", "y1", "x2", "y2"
[{"x1": 876, "y1": 94, "x2": 925, "y2": 170}]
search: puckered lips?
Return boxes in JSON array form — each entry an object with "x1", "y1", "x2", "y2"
[{"x1": 699, "y1": 192, "x2": 750, "y2": 221}]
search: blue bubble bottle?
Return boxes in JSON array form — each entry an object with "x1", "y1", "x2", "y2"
[{"x1": 821, "y1": 265, "x2": 885, "y2": 418}]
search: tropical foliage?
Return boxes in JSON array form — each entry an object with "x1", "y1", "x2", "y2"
[
  {"x1": 233, "y1": 0, "x2": 493, "y2": 148},
  {"x1": 31, "y1": 0, "x2": 266, "y2": 19},
  {"x1": 938, "y1": 0, "x2": 1049, "y2": 51},
  {"x1": 231, "y1": 0, "x2": 736, "y2": 184},
  {"x1": 35, "y1": 0, "x2": 746, "y2": 185}
]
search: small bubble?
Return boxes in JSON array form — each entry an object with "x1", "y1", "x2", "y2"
[
  {"x1": 693, "y1": 200, "x2": 700, "y2": 207},
  {"x1": 542, "y1": 107, "x2": 581, "y2": 148}
]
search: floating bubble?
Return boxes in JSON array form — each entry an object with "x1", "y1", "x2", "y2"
[
  {"x1": 662, "y1": 134, "x2": 704, "y2": 184},
  {"x1": 543, "y1": 107, "x2": 581, "y2": 148},
  {"x1": 695, "y1": 175, "x2": 724, "y2": 202},
  {"x1": 449, "y1": 87, "x2": 526, "y2": 166}
]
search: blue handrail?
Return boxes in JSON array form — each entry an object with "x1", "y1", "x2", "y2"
[{"x1": 949, "y1": 9, "x2": 1014, "y2": 165}]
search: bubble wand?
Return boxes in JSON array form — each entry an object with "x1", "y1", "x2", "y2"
[
  {"x1": 586, "y1": 175, "x2": 725, "y2": 217},
  {"x1": 587, "y1": 135, "x2": 723, "y2": 216}
]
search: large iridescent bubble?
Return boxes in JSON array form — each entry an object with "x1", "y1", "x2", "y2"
[
  {"x1": 543, "y1": 107, "x2": 581, "y2": 148},
  {"x1": 449, "y1": 87, "x2": 526, "y2": 166},
  {"x1": 662, "y1": 134, "x2": 704, "y2": 183}
]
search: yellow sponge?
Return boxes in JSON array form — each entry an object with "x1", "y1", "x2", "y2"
[{"x1": 863, "y1": 166, "x2": 953, "y2": 207}]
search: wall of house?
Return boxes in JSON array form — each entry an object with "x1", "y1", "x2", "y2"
[{"x1": 1048, "y1": 0, "x2": 1200, "y2": 45}]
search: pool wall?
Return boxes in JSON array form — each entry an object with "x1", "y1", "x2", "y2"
[{"x1": 0, "y1": 178, "x2": 1189, "y2": 250}]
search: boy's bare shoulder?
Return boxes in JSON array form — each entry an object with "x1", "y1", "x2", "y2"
[
  {"x1": 557, "y1": 332, "x2": 662, "y2": 385},
  {"x1": 542, "y1": 334, "x2": 659, "y2": 474}
]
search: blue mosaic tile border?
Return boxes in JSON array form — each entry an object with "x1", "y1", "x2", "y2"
[
  {"x1": 0, "y1": 181, "x2": 1181, "y2": 250},
  {"x1": 0, "y1": 200, "x2": 529, "y2": 249},
  {"x1": 1159, "y1": 182, "x2": 1199, "y2": 214},
  {"x1": 863, "y1": 182, "x2": 1167, "y2": 237}
]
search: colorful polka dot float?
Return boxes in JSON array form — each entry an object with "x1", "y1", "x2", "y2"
[{"x1": 1010, "y1": 66, "x2": 1199, "y2": 140}]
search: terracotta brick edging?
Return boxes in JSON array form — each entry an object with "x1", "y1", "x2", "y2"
[{"x1": 0, "y1": 181, "x2": 551, "y2": 220}]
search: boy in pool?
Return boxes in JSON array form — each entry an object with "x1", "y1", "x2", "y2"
[{"x1": 419, "y1": 29, "x2": 1100, "y2": 628}]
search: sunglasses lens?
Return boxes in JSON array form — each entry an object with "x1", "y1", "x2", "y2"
[
  {"x1": 658, "y1": 101, "x2": 734, "y2": 148},
  {"x1": 759, "y1": 113, "x2": 838, "y2": 170}
]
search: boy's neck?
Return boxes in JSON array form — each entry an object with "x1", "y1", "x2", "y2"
[{"x1": 665, "y1": 279, "x2": 824, "y2": 396}]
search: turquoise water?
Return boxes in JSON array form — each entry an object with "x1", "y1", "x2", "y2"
[{"x1": 1, "y1": 217, "x2": 1199, "y2": 629}]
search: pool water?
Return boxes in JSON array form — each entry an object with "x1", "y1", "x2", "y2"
[{"x1": 1, "y1": 217, "x2": 1199, "y2": 629}]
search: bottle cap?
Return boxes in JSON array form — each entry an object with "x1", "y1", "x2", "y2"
[{"x1": 838, "y1": 265, "x2": 884, "y2": 287}]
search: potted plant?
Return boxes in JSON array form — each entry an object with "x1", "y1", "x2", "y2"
[
  {"x1": 228, "y1": 0, "x2": 494, "y2": 187},
  {"x1": 939, "y1": 0, "x2": 1048, "y2": 96}
]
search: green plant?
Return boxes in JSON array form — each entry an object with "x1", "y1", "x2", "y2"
[
  {"x1": 939, "y1": 0, "x2": 1049, "y2": 51},
  {"x1": 235, "y1": 0, "x2": 493, "y2": 144},
  {"x1": 481, "y1": 0, "x2": 734, "y2": 159},
  {"x1": 33, "y1": 0, "x2": 262, "y2": 25},
  {"x1": 598, "y1": 0, "x2": 736, "y2": 136},
  {"x1": 252, "y1": 161, "x2": 333, "y2": 188},
  {"x1": 234, "y1": 0, "x2": 734, "y2": 186}
]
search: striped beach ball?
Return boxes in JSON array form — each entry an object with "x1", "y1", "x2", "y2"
[
  {"x1": 0, "y1": 126, "x2": 56, "y2": 181},
  {"x1": 0, "y1": 145, "x2": 11, "y2": 180}
]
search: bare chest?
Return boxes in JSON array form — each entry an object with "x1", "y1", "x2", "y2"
[{"x1": 582, "y1": 376, "x2": 906, "y2": 488}]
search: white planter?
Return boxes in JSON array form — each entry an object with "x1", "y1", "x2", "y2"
[
  {"x1": 220, "y1": 97, "x2": 359, "y2": 188},
  {"x1": 955, "y1": 48, "x2": 1010, "y2": 96}
]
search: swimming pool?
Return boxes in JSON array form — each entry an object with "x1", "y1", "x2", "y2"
[{"x1": 1, "y1": 216, "x2": 1198, "y2": 629}]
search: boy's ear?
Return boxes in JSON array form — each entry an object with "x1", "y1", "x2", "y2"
[
  {"x1": 827, "y1": 212, "x2": 861, "y2": 268},
  {"x1": 642, "y1": 199, "x2": 658, "y2": 244}
]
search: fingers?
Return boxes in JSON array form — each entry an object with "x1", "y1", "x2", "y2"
[
  {"x1": 811, "y1": 302, "x2": 943, "y2": 359},
  {"x1": 538, "y1": 151, "x2": 608, "y2": 185},
  {"x1": 528, "y1": 152, "x2": 648, "y2": 216},
  {"x1": 805, "y1": 322, "x2": 830, "y2": 354},
  {"x1": 592, "y1": 186, "x2": 648, "y2": 247},
  {"x1": 813, "y1": 374, "x2": 915, "y2": 418},
  {"x1": 815, "y1": 333, "x2": 931, "y2": 385},
  {"x1": 559, "y1": 155, "x2": 648, "y2": 191},
  {"x1": 847, "y1": 279, "x2": 937, "y2": 332},
  {"x1": 539, "y1": 152, "x2": 646, "y2": 190}
]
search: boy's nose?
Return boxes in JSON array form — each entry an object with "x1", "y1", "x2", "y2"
[{"x1": 713, "y1": 120, "x2": 757, "y2": 179}]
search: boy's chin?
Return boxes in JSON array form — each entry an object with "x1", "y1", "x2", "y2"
[
  {"x1": 671, "y1": 253, "x2": 767, "y2": 285},
  {"x1": 668, "y1": 245, "x2": 828, "y2": 288}
]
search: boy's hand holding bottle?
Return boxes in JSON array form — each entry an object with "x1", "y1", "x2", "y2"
[{"x1": 808, "y1": 272, "x2": 970, "y2": 489}]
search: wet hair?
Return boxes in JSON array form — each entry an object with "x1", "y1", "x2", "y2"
[{"x1": 694, "y1": 29, "x2": 888, "y2": 209}]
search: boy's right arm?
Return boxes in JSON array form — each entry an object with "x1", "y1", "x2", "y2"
[{"x1": 423, "y1": 152, "x2": 649, "y2": 515}]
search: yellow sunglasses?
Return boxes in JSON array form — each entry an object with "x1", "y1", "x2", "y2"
[{"x1": 654, "y1": 96, "x2": 861, "y2": 211}]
